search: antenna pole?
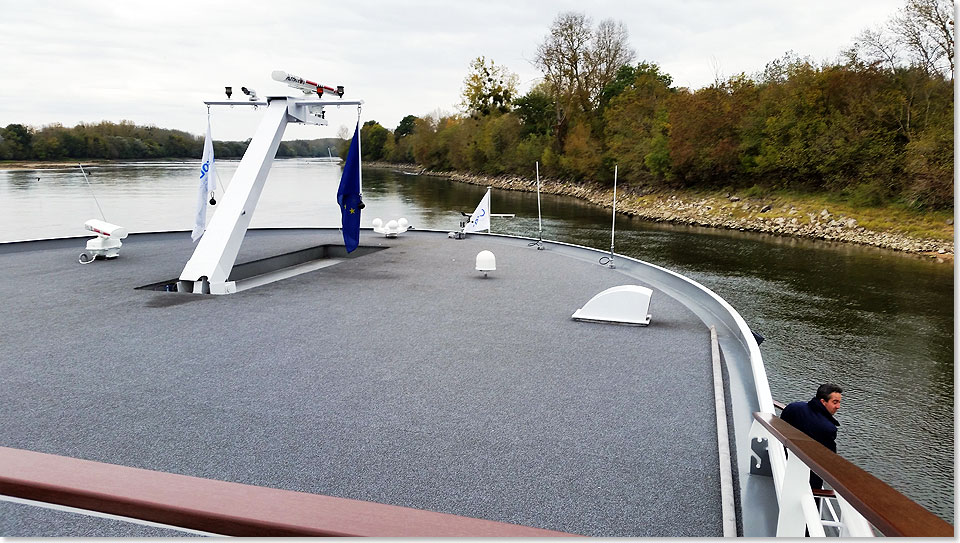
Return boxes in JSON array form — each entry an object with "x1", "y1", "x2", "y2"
[
  {"x1": 487, "y1": 186, "x2": 492, "y2": 233},
  {"x1": 357, "y1": 106, "x2": 363, "y2": 194},
  {"x1": 536, "y1": 162, "x2": 544, "y2": 249},
  {"x1": 78, "y1": 163, "x2": 107, "y2": 221},
  {"x1": 536, "y1": 162, "x2": 542, "y2": 235},
  {"x1": 608, "y1": 165, "x2": 617, "y2": 268}
]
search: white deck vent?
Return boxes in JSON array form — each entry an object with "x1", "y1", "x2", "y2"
[
  {"x1": 476, "y1": 250, "x2": 496, "y2": 277},
  {"x1": 572, "y1": 285, "x2": 653, "y2": 326}
]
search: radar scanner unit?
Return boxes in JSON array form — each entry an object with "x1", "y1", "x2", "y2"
[
  {"x1": 79, "y1": 219, "x2": 128, "y2": 264},
  {"x1": 271, "y1": 70, "x2": 345, "y2": 98}
]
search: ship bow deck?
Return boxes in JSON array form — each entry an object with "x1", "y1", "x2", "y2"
[{"x1": 0, "y1": 229, "x2": 726, "y2": 536}]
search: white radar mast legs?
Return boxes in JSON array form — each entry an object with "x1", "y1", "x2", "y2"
[
  {"x1": 178, "y1": 98, "x2": 290, "y2": 294},
  {"x1": 179, "y1": 71, "x2": 364, "y2": 295}
]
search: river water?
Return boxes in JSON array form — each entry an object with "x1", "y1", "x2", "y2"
[{"x1": 1, "y1": 159, "x2": 953, "y2": 522}]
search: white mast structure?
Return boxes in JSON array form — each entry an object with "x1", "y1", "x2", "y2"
[
  {"x1": 534, "y1": 161, "x2": 543, "y2": 250},
  {"x1": 178, "y1": 71, "x2": 363, "y2": 295},
  {"x1": 607, "y1": 165, "x2": 617, "y2": 268}
]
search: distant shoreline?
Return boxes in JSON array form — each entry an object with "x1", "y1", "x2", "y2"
[
  {"x1": 366, "y1": 162, "x2": 954, "y2": 262},
  {"x1": 0, "y1": 159, "x2": 191, "y2": 170}
]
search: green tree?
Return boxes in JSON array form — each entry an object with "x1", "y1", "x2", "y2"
[
  {"x1": 0, "y1": 124, "x2": 33, "y2": 160},
  {"x1": 513, "y1": 83, "x2": 556, "y2": 136},
  {"x1": 394, "y1": 115, "x2": 418, "y2": 141},
  {"x1": 665, "y1": 83, "x2": 745, "y2": 186},
  {"x1": 461, "y1": 56, "x2": 519, "y2": 117},
  {"x1": 602, "y1": 61, "x2": 675, "y2": 183},
  {"x1": 360, "y1": 120, "x2": 390, "y2": 161},
  {"x1": 900, "y1": 69, "x2": 953, "y2": 207},
  {"x1": 599, "y1": 62, "x2": 674, "y2": 112},
  {"x1": 409, "y1": 114, "x2": 452, "y2": 170},
  {"x1": 388, "y1": 136, "x2": 416, "y2": 163},
  {"x1": 559, "y1": 121, "x2": 602, "y2": 179},
  {"x1": 470, "y1": 114, "x2": 524, "y2": 174},
  {"x1": 33, "y1": 135, "x2": 63, "y2": 160}
]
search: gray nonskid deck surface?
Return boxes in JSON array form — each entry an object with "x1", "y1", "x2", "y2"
[{"x1": 0, "y1": 229, "x2": 721, "y2": 536}]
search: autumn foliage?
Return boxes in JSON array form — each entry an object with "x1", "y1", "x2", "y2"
[{"x1": 385, "y1": 4, "x2": 954, "y2": 209}]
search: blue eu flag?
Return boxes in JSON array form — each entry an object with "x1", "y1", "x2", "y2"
[{"x1": 337, "y1": 122, "x2": 362, "y2": 252}]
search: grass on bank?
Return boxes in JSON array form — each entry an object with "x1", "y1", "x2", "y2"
[{"x1": 634, "y1": 186, "x2": 954, "y2": 242}]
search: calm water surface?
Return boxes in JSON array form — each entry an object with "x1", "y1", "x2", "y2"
[{"x1": 1, "y1": 160, "x2": 953, "y2": 521}]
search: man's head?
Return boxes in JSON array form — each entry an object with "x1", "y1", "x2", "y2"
[{"x1": 816, "y1": 383, "x2": 843, "y2": 415}]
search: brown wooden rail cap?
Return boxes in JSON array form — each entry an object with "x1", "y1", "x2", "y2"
[
  {"x1": 753, "y1": 412, "x2": 953, "y2": 538},
  {"x1": 0, "y1": 446, "x2": 577, "y2": 537}
]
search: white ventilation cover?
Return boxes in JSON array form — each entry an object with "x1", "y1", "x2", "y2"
[{"x1": 572, "y1": 285, "x2": 652, "y2": 326}]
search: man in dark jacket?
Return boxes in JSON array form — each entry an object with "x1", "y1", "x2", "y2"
[{"x1": 780, "y1": 383, "x2": 843, "y2": 490}]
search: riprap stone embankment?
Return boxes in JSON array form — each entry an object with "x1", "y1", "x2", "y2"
[{"x1": 374, "y1": 164, "x2": 954, "y2": 259}]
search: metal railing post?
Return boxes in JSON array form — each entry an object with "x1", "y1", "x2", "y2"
[
  {"x1": 836, "y1": 493, "x2": 875, "y2": 537},
  {"x1": 751, "y1": 417, "x2": 878, "y2": 538},
  {"x1": 776, "y1": 452, "x2": 825, "y2": 536}
]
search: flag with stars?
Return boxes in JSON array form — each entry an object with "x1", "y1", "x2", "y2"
[{"x1": 337, "y1": 121, "x2": 362, "y2": 252}]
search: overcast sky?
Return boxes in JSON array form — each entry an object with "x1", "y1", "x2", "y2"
[{"x1": 1, "y1": 0, "x2": 906, "y2": 142}]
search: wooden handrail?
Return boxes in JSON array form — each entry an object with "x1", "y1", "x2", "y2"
[
  {"x1": 811, "y1": 488, "x2": 835, "y2": 498},
  {"x1": 753, "y1": 413, "x2": 953, "y2": 537},
  {"x1": 0, "y1": 446, "x2": 575, "y2": 537}
]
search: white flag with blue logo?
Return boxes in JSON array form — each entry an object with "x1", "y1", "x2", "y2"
[
  {"x1": 191, "y1": 117, "x2": 217, "y2": 241},
  {"x1": 464, "y1": 188, "x2": 490, "y2": 233}
]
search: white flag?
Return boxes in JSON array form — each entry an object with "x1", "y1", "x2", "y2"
[
  {"x1": 464, "y1": 188, "x2": 490, "y2": 233},
  {"x1": 191, "y1": 117, "x2": 217, "y2": 241}
]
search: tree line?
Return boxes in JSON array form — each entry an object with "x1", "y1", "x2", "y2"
[
  {"x1": 357, "y1": 0, "x2": 953, "y2": 209},
  {"x1": 0, "y1": 120, "x2": 342, "y2": 161}
]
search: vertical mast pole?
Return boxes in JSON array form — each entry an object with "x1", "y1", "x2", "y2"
[
  {"x1": 486, "y1": 186, "x2": 492, "y2": 233},
  {"x1": 608, "y1": 165, "x2": 617, "y2": 268},
  {"x1": 534, "y1": 161, "x2": 544, "y2": 250},
  {"x1": 536, "y1": 162, "x2": 542, "y2": 239},
  {"x1": 357, "y1": 107, "x2": 363, "y2": 195}
]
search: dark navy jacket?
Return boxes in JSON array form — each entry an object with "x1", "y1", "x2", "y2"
[
  {"x1": 780, "y1": 397, "x2": 840, "y2": 489},
  {"x1": 780, "y1": 398, "x2": 840, "y2": 452}
]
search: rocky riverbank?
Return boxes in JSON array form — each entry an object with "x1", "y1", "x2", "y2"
[{"x1": 373, "y1": 163, "x2": 954, "y2": 261}]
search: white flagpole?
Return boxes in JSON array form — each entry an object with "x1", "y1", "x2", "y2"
[
  {"x1": 533, "y1": 162, "x2": 544, "y2": 250},
  {"x1": 536, "y1": 162, "x2": 542, "y2": 239},
  {"x1": 608, "y1": 165, "x2": 617, "y2": 268},
  {"x1": 357, "y1": 109, "x2": 363, "y2": 194},
  {"x1": 486, "y1": 186, "x2": 492, "y2": 233}
]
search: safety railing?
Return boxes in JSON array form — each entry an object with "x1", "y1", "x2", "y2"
[
  {"x1": 0, "y1": 446, "x2": 574, "y2": 537},
  {"x1": 770, "y1": 401, "x2": 846, "y2": 535},
  {"x1": 750, "y1": 413, "x2": 953, "y2": 537}
]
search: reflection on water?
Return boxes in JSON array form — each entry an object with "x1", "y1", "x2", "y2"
[{"x1": 1, "y1": 160, "x2": 953, "y2": 520}]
